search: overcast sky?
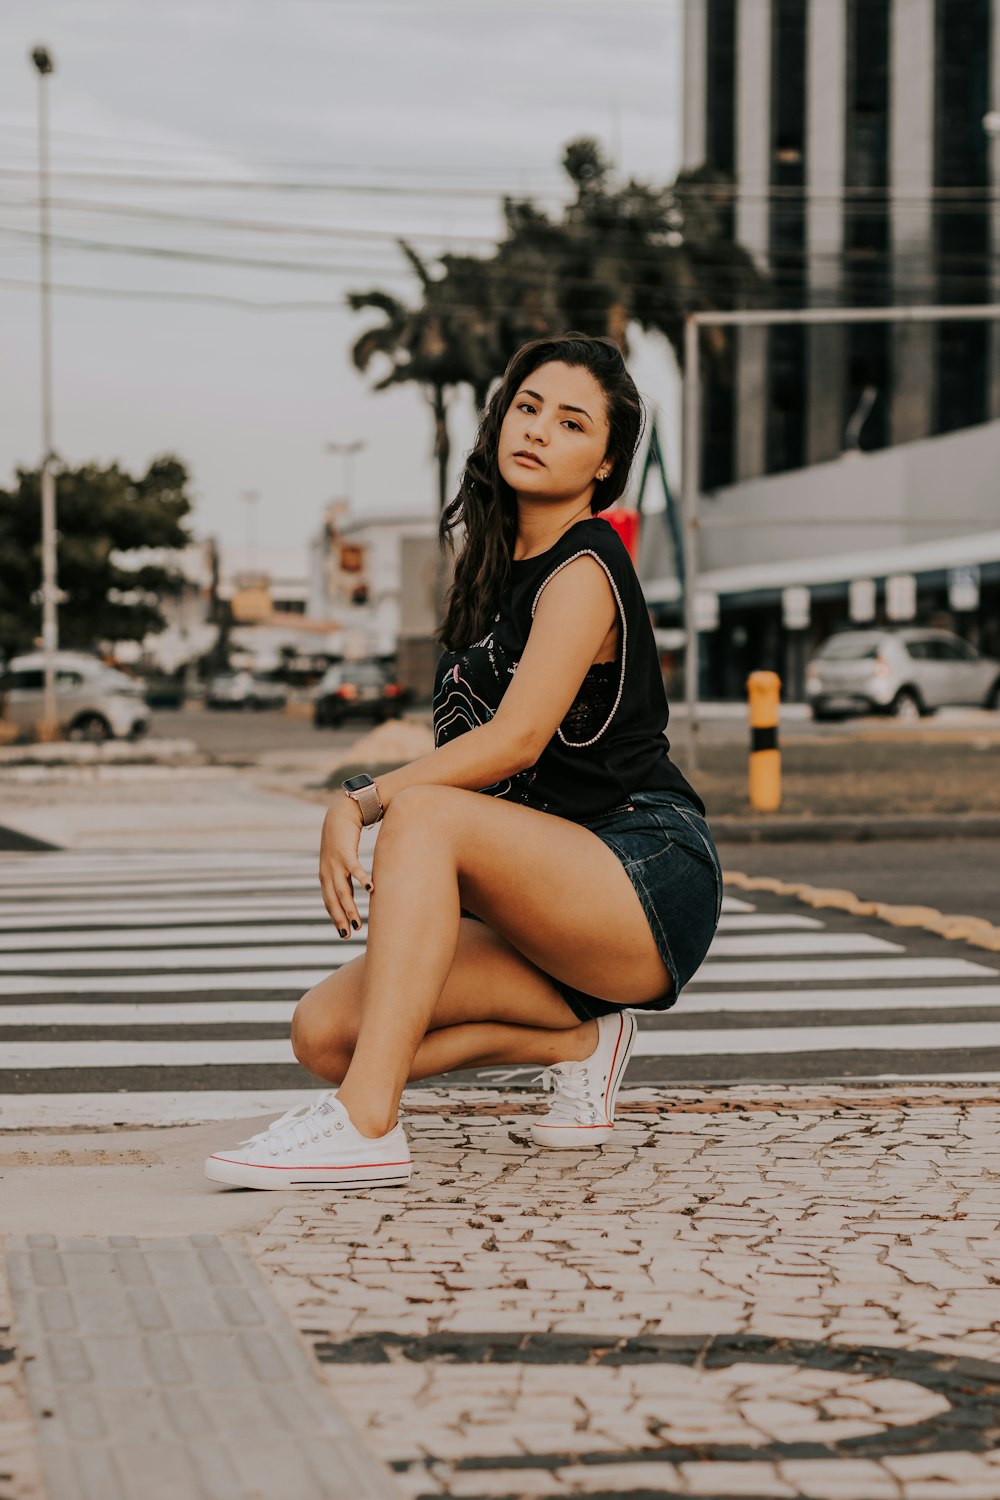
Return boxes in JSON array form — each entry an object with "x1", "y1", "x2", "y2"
[{"x1": 1, "y1": 0, "x2": 683, "y2": 564}]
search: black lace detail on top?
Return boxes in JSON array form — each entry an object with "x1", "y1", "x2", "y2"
[{"x1": 561, "y1": 661, "x2": 619, "y2": 744}]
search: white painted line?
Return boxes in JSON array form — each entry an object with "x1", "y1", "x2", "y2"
[
  {"x1": 0, "y1": 878, "x2": 324, "y2": 900},
  {"x1": 4, "y1": 985, "x2": 998, "y2": 1021},
  {"x1": 6, "y1": 1019, "x2": 1000, "y2": 1069},
  {"x1": 0, "y1": 922, "x2": 354, "y2": 952},
  {"x1": 0, "y1": 1090, "x2": 323, "y2": 1129},
  {"x1": 632, "y1": 1021, "x2": 1000, "y2": 1056},
  {"x1": 721, "y1": 897, "x2": 755, "y2": 914},
  {"x1": 0, "y1": 899, "x2": 331, "y2": 926},
  {"x1": 0, "y1": 1001, "x2": 298, "y2": 1026},
  {"x1": 0, "y1": 854, "x2": 315, "y2": 874},
  {"x1": 0, "y1": 944, "x2": 362, "y2": 973},
  {"x1": 713, "y1": 915, "x2": 822, "y2": 932},
  {"x1": 0, "y1": 1040, "x2": 297, "y2": 1067},
  {"x1": 0, "y1": 970, "x2": 335, "y2": 996},
  {"x1": 707, "y1": 933, "x2": 903, "y2": 958},
  {"x1": 672, "y1": 985, "x2": 1000, "y2": 1013},
  {"x1": 692, "y1": 957, "x2": 996, "y2": 983}
]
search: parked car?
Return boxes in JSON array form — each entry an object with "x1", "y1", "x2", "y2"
[
  {"x1": 0, "y1": 651, "x2": 150, "y2": 742},
  {"x1": 806, "y1": 628, "x2": 1000, "y2": 721},
  {"x1": 313, "y1": 661, "x2": 410, "y2": 728},
  {"x1": 205, "y1": 671, "x2": 288, "y2": 711}
]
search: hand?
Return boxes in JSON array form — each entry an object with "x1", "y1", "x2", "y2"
[{"x1": 319, "y1": 795, "x2": 374, "y2": 938}]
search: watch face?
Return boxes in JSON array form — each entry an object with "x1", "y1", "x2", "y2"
[{"x1": 343, "y1": 774, "x2": 375, "y2": 793}]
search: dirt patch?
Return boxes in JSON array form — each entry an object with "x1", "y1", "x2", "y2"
[{"x1": 689, "y1": 739, "x2": 1000, "y2": 818}]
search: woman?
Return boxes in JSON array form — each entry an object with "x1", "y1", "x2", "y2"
[{"x1": 205, "y1": 333, "x2": 722, "y2": 1191}]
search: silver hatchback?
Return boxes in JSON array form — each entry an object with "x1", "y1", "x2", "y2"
[
  {"x1": 0, "y1": 651, "x2": 151, "y2": 741},
  {"x1": 806, "y1": 629, "x2": 1000, "y2": 721}
]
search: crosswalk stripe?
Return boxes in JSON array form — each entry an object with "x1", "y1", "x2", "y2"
[
  {"x1": 0, "y1": 916, "x2": 852, "y2": 953},
  {"x1": 0, "y1": 900, "x2": 334, "y2": 928},
  {"x1": 5, "y1": 1018, "x2": 1000, "y2": 1070},
  {"x1": 673, "y1": 985, "x2": 1000, "y2": 1013},
  {"x1": 0, "y1": 877, "x2": 324, "y2": 900},
  {"x1": 0, "y1": 943, "x2": 361, "y2": 973},
  {"x1": 706, "y1": 933, "x2": 903, "y2": 958},
  {"x1": 692, "y1": 956, "x2": 994, "y2": 984},
  {"x1": 632, "y1": 1021, "x2": 1000, "y2": 1056},
  {"x1": 0, "y1": 1001, "x2": 298, "y2": 1025},
  {"x1": 0, "y1": 1040, "x2": 297, "y2": 1067},
  {"x1": 0, "y1": 922, "x2": 353, "y2": 952},
  {"x1": 0, "y1": 970, "x2": 334, "y2": 996},
  {"x1": 6, "y1": 985, "x2": 1000, "y2": 1027},
  {"x1": 2, "y1": 848, "x2": 998, "y2": 1106},
  {"x1": 0, "y1": 906, "x2": 796, "y2": 934}
]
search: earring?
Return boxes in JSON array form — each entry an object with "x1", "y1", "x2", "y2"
[{"x1": 596, "y1": 469, "x2": 609, "y2": 481}]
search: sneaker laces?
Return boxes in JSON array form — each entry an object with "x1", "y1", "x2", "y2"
[
  {"x1": 536, "y1": 1061, "x2": 600, "y2": 1125},
  {"x1": 237, "y1": 1093, "x2": 341, "y2": 1154}
]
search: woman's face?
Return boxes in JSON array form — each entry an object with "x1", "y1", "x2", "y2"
[{"x1": 497, "y1": 361, "x2": 612, "y2": 502}]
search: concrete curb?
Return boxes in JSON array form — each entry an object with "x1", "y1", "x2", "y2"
[
  {"x1": 713, "y1": 813, "x2": 1000, "y2": 841},
  {"x1": 724, "y1": 869, "x2": 1000, "y2": 953},
  {"x1": 0, "y1": 739, "x2": 204, "y2": 770}
]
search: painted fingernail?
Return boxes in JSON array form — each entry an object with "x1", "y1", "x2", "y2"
[
  {"x1": 339, "y1": 927, "x2": 347, "y2": 938},
  {"x1": 365, "y1": 883, "x2": 373, "y2": 893},
  {"x1": 351, "y1": 919, "x2": 360, "y2": 931}
]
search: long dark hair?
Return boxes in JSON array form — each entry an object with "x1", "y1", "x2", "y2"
[{"x1": 438, "y1": 332, "x2": 644, "y2": 652}]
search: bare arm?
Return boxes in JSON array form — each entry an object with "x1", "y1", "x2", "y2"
[{"x1": 319, "y1": 555, "x2": 619, "y2": 932}]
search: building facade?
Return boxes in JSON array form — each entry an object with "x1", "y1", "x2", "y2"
[{"x1": 684, "y1": 0, "x2": 1000, "y2": 487}]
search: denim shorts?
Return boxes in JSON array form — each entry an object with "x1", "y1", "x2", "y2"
[{"x1": 552, "y1": 791, "x2": 724, "y2": 1023}]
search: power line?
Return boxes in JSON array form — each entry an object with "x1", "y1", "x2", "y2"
[{"x1": 0, "y1": 273, "x2": 354, "y2": 312}]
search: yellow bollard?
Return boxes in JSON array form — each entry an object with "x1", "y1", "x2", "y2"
[{"x1": 747, "y1": 670, "x2": 782, "y2": 812}]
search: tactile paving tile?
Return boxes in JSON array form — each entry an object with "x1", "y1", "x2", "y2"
[{"x1": 7, "y1": 1233, "x2": 401, "y2": 1500}]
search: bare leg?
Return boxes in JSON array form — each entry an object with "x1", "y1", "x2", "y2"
[{"x1": 327, "y1": 787, "x2": 669, "y2": 1137}]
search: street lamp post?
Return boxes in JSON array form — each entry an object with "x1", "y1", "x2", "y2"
[
  {"x1": 325, "y1": 440, "x2": 365, "y2": 508},
  {"x1": 31, "y1": 44, "x2": 59, "y2": 740}
]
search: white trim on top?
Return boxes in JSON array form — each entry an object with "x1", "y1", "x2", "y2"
[{"x1": 530, "y1": 549, "x2": 628, "y2": 749}]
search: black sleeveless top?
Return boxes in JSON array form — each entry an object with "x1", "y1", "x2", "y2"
[{"x1": 432, "y1": 517, "x2": 704, "y2": 820}]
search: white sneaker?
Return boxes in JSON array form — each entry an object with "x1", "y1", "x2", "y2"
[
  {"x1": 204, "y1": 1092, "x2": 412, "y2": 1190},
  {"x1": 529, "y1": 1010, "x2": 637, "y2": 1149}
]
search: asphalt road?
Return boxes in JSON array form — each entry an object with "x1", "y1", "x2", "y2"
[
  {"x1": 150, "y1": 704, "x2": 360, "y2": 757},
  {"x1": 716, "y1": 837, "x2": 1000, "y2": 926},
  {"x1": 2, "y1": 851, "x2": 998, "y2": 1115},
  {"x1": 152, "y1": 702, "x2": 1000, "y2": 759}
]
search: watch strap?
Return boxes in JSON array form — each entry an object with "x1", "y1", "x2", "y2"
[{"x1": 344, "y1": 778, "x2": 383, "y2": 827}]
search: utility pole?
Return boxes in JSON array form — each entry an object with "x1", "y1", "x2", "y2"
[
  {"x1": 240, "y1": 489, "x2": 260, "y2": 576},
  {"x1": 325, "y1": 440, "x2": 365, "y2": 508},
  {"x1": 31, "y1": 44, "x2": 59, "y2": 740}
]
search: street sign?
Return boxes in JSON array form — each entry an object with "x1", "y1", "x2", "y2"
[
  {"x1": 849, "y1": 578, "x2": 876, "y2": 623},
  {"x1": 948, "y1": 565, "x2": 980, "y2": 613},
  {"x1": 694, "y1": 589, "x2": 720, "y2": 631},
  {"x1": 886, "y1": 573, "x2": 916, "y2": 621},
  {"x1": 781, "y1": 586, "x2": 810, "y2": 630}
]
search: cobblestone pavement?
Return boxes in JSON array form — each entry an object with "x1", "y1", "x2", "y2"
[
  {"x1": 3, "y1": 1085, "x2": 1000, "y2": 1500},
  {"x1": 252, "y1": 1087, "x2": 1000, "y2": 1500}
]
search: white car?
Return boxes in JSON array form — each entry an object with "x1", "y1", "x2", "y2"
[
  {"x1": 205, "y1": 671, "x2": 288, "y2": 710},
  {"x1": 806, "y1": 629, "x2": 1000, "y2": 720},
  {"x1": 1, "y1": 651, "x2": 150, "y2": 741}
]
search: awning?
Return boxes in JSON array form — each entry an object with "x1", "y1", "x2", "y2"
[{"x1": 644, "y1": 528, "x2": 1000, "y2": 604}]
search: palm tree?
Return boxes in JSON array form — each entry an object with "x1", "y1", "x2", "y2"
[
  {"x1": 348, "y1": 141, "x2": 762, "y2": 514},
  {"x1": 348, "y1": 244, "x2": 499, "y2": 516}
]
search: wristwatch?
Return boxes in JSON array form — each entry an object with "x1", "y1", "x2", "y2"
[{"x1": 342, "y1": 772, "x2": 384, "y2": 827}]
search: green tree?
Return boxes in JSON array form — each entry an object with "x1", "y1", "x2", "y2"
[
  {"x1": 348, "y1": 244, "x2": 501, "y2": 516},
  {"x1": 0, "y1": 455, "x2": 194, "y2": 660},
  {"x1": 347, "y1": 138, "x2": 761, "y2": 515}
]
